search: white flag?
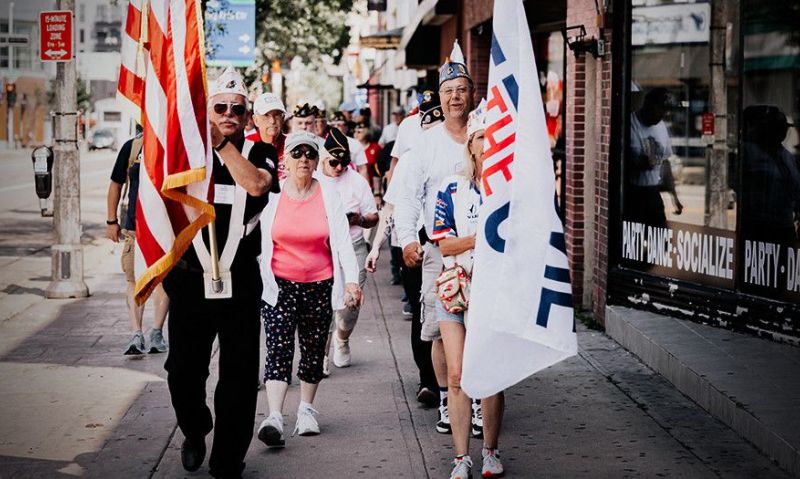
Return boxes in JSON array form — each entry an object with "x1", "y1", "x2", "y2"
[{"x1": 461, "y1": 0, "x2": 577, "y2": 399}]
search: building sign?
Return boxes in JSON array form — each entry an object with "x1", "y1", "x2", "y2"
[
  {"x1": 740, "y1": 237, "x2": 800, "y2": 303},
  {"x1": 621, "y1": 220, "x2": 736, "y2": 289},
  {"x1": 39, "y1": 10, "x2": 73, "y2": 62},
  {"x1": 205, "y1": 0, "x2": 256, "y2": 67},
  {"x1": 631, "y1": 2, "x2": 711, "y2": 46},
  {"x1": 701, "y1": 112, "x2": 714, "y2": 136}
]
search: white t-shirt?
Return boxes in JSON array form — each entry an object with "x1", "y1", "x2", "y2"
[
  {"x1": 316, "y1": 168, "x2": 377, "y2": 241},
  {"x1": 378, "y1": 121, "x2": 399, "y2": 146},
  {"x1": 384, "y1": 150, "x2": 424, "y2": 247},
  {"x1": 394, "y1": 122, "x2": 466, "y2": 248},
  {"x1": 390, "y1": 115, "x2": 422, "y2": 158},
  {"x1": 630, "y1": 113, "x2": 672, "y2": 187}
]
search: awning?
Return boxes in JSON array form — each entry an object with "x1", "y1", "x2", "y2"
[
  {"x1": 359, "y1": 28, "x2": 403, "y2": 50},
  {"x1": 398, "y1": 0, "x2": 456, "y2": 50}
]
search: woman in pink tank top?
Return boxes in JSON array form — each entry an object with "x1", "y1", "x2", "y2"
[{"x1": 257, "y1": 131, "x2": 362, "y2": 447}]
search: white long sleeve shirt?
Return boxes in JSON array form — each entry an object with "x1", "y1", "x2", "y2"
[{"x1": 394, "y1": 123, "x2": 466, "y2": 249}]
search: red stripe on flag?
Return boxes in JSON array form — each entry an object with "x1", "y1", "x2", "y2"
[
  {"x1": 135, "y1": 198, "x2": 166, "y2": 266},
  {"x1": 183, "y1": 0, "x2": 208, "y2": 142},
  {"x1": 117, "y1": 64, "x2": 144, "y2": 109},
  {"x1": 124, "y1": 2, "x2": 142, "y2": 43}
]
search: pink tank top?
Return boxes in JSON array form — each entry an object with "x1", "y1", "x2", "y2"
[{"x1": 271, "y1": 185, "x2": 334, "y2": 283}]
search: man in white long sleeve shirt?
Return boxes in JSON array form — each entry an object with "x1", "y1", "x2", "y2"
[{"x1": 393, "y1": 40, "x2": 473, "y2": 436}]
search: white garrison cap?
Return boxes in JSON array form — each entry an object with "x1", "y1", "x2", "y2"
[{"x1": 210, "y1": 66, "x2": 247, "y2": 100}]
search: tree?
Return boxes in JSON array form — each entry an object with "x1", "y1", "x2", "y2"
[{"x1": 47, "y1": 77, "x2": 91, "y2": 112}]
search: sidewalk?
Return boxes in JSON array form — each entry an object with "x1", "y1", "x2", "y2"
[{"x1": 0, "y1": 232, "x2": 792, "y2": 478}]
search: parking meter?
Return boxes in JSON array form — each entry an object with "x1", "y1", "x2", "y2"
[{"x1": 31, "y1": 146, "x2": 54, "y2": 217}]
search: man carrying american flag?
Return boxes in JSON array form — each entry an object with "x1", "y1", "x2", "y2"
[{"x1": 117, "y1": 1, "x2": 278, "y2": 476}]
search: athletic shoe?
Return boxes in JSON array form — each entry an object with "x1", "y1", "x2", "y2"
[
  {"x1": 322, "y1": 354, "x2": 332, "y2": 377},
  {"x1": 416, "y1": 386, "x2": 439, "y2": 408},
  {"x1": 436, "y1": 397, "x2": 452, "y2": 434},
  {"x1": 148, "y1": 329, "x2": 168, "y2": 353},
  {"x1": 481, "y1": 448, "x2": 504, "y2": 478},
  {"x1": 450, "y1": 455, "x2": 473, "y2": 479},
  {"x1": 332, "y1": 335, "x2": 351, "y2": 368},
  {"x1": 472, "y1": 399, "x2": 484, "y2": 439},
  {"x1": 402, "y1": 302, "x2": 413, "y2": 318},
  {"x1": 293, "y1": 406, "x2": 320, "y2": 436},
  {"x1": 257, "y1": 415, "x2": 285, "y2": 448},
  {"x1": 124, "y1": 332, "x2": 145, "y2": 355}
]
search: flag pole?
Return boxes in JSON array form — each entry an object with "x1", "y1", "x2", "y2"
[{"x1": 207, "y1": 220, "x2": 223, "y2": 292}]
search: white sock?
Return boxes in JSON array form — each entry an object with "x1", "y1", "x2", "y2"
[
  {"x1": 268, "y1": 411, "x2": 283, "y2": 422},
  {"x1": 439, "y1": 389, "x2": 448, "y2": 404},
  {"x1": 298, "y1": 400, "x2": 314, "y2": 413}
]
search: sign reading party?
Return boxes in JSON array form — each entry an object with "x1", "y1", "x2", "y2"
[{"x1": 40, "y1": 10, "x2": 73, "y2": 62}]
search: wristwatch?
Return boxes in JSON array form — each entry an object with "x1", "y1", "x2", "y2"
[
  {"x1": 106, "y1": 219, "x2": 118, "y2": 225},
  {"x1": 214, "y1": 137, "x2": 229, "y2": 151}
]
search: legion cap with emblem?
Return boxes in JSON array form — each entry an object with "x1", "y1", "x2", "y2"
[
  {"x1": 314, "y1": 100, "x2": 327, "y2": 119},
  {"x1": 284, "y1": 131, "x2": 320, "y2": 156},
  {"x1": 439, "y1": 40, "x2": 472, "y2": 87},
  {"x1": 253, "y1": 92, "x2": 287, "y2": 116},
  {"x1": 210, "y1": 66, "x2": 248, "y2": 100},
  {"x1": 330, "y1": 110, "x2": 347, "y2": 123},
  {"x1": 419, "y1": 90, "x2": 443, "y2": 126},
  {"x1": 467, "y1": 98, "x2": 488, "y2": 136},
  {"x1": 323, "y1": 128, "x2": 351, "y2": 162},
  {"x1": 293, "y1": 99, "x2": 316, "y2": 118}
]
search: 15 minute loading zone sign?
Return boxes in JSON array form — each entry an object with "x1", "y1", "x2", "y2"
[{"x1": 40, "y1": 10, "x2": 73, "y2": 62}]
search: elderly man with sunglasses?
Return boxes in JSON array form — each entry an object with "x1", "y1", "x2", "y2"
[
  {"x1": 314, "y1": 128, "x2": 379, "y2": 372},
  {"x1": 162, "y1": 67, "x2": 280, "y2": 479}
]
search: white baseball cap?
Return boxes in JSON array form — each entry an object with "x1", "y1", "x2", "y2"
[
  {"x1": 284, "y1": 131, "x2": 320, "y2": 156},
  {"x1": 253, "y1": 92, "x2": 287, "y2": 116}
]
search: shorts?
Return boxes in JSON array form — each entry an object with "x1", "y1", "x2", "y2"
[
  {"x1": 435, "y1": 301, "x2": 465, "y2": 325},
  {"x1": 420, "y1": 242, "x2": 443, "y2": 341},
  {"x1": 121, "y1": 230, "x2": 136, "y2": 283},
  {"x1": 333, "y1": 238, "x2": 369, "y2": 332}
]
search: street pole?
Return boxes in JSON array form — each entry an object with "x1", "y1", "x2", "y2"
[
  {"x1": 7, "y1": 2, "x2": 14, "y2": 149},
  {"x1": 46, "y1": 0, "x2": 88, "y2": 299}
]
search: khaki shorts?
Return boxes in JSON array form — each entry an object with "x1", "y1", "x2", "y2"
[
  {"x1": 420, "y1": 242, "x2": 443, "y2": 341},
  {"x1": 333, "y1": 238, "x2": 369, "y2": 332},
  {"x1": 121, "y1": 230, "x2": 136, "y2": 283}
]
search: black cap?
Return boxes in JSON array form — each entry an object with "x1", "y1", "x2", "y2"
[
  {"x1": 293, "y1": 103, "x2": 315, "y2": 118},
  {"x1": 324, "y1": 128, "x2": 350, "y2": 162},
  {"x1": 331, "y1": 110, "x2": 347, "y2": 122},
  {"x1": 419, "y1": 90, "x2": 443, "y2": 126}
]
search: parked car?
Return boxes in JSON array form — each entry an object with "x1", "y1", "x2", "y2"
[{"x1": 88, "y1": 128, "x2": 117, "y2": 151}]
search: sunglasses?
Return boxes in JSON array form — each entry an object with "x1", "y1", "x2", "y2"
[
  {"x1": 213, "y1": 102, "x2": 247, "y2": 116},
  {"x1": 289, "y1": 147, "x2": 319, "y2": 160},
  {"x1": 328, "y1": 159, "x2": 350, "y2": 168}
]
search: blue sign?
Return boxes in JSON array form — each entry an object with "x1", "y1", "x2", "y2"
[{"x1": 205, "y1": 0, "x2": 255, "y2": 67}]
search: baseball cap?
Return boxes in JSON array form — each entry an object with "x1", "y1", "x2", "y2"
[
  {"x1": 284, "y1": 131, "x2": 320, "y2": 156},
  {"x1": 253, "y1": 92, "x2": 286, "y2": 116}
]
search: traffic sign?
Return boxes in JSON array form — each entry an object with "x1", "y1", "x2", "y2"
[
  {"x1": 205, "y1": 0, "x2": 255, "y2": 67},
  {"x1": 40, "y1": 10, "x2": 73, "y2": 62}
]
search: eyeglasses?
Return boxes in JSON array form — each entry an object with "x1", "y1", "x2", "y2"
[
  {"x1": 439, "y1": 86, "x2": 469, "y2": 96},
  {"x1": 328, "y1": 159, "x2": 350, "y2": 168},
  {"x1": 213, "y1": 102, "x2": 247, "y2": 116},
  {"x1": 289, "y1": 147, "x2": 319, "y2": 160}
]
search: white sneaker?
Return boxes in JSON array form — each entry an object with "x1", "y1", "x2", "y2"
[
  {"x1": 481, "y1": 448, "x2": 504, "y2": 478},
  {"x1": 293, "y1": 406, "x2": 320, "y2": 436},
  {"x1": 332, "y1": 334, "x2": 351, "y2": 368},
  {"x1": 450, "y1": 455, "x2": 473, "y2": 479},
  {"x1": 436, "y1": 397, "x2": 451, "y2": 434},
  {"x1": 471, "y1": 399, "x2": 484, "y2": 438},
  {"x1": 257, "y1": 415, "x2": 285, "y2": 448},
  {"x1": 322, "y1": 354, "x2": 332, "y2": 377}
]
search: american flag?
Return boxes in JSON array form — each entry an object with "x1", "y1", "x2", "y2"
[{"x1": 117, "y1": 0, "x2": 215, "y2": 304}]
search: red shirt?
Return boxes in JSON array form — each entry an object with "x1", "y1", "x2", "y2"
[{"x1": 363, "y1": 141, "x2": 381, "y2": 166}]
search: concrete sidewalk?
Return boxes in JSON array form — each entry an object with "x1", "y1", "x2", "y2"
[{"x1": 0, "y1": 220, "x2": 792, "y2": 477}]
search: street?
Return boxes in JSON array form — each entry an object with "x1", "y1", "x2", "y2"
[{"x1": 0, "y1": 147, "x2": 790, "y2": 478}]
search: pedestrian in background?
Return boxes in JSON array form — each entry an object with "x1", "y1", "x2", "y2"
[
  {"x1": 365, "y1": 91, "x2": 445, "y2": 409},
  {"x1": 432, "y1": 103, "x2": 505, "y2": 479},
  {"x1": 252, "y1": 92, "x2": 288, "y2": 180},
  {"x1": 316, "y1": 128, "x2": 378, "y2": 374},
  {"x1": 106, "y1": 126, "x2": 169, "y2": 355},
  {"x1": 257, "y1": 131, "x2": 361, "y2": 448},
  {"x1": 354, "y1": 120, "x2": 382, "y2": 193}
]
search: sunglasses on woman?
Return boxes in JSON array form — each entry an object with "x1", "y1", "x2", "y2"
[
  {"x1": 289, "y1": 147, "x2": 319, "y2": 160},
  {"x1": 328, "y1": 159, "x2": 351, "y2": 168},
  {"x1": 213, "y1": 102, "x2": 247, "y2": 116}
]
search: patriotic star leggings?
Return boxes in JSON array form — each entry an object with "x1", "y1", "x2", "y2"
[{"x1": 262, "y1": 277, "x2": 333, "y2": 385}]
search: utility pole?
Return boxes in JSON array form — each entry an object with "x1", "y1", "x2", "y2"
[
  {"x1": 7, "y1": 2, "x2": 14, "y2": 149},
  {"x1": 46, "y1": 0, "x2": 88, "y2": 299}
]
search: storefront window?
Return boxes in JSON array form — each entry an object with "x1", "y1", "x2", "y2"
[
  {"x1": 738, "y1": 0, "x2": 800, "y2": 302},
  {"x1": 621, "y1": 0, "x2": 800, "y2": 302}
]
